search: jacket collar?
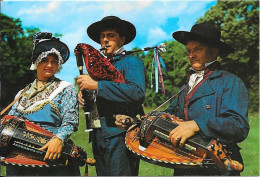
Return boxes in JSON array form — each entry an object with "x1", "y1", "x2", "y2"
[
  {"x1": 189, "y1": 70, "x2": 223, "y2": 103},
  {"x1": 189, "y1": 60, "x2": 221, "y2": 75},
  {"x1": 109, "y1": 47, "x2": 126, "y2": 62}
]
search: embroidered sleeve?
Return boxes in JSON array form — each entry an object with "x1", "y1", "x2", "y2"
[{"x1": 54, "y1": 85, "x2": 79, "y2": 141}]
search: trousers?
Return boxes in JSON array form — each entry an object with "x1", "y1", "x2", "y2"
[{"x1": 91, "y1": 128, "x2": 140, "y2": 176}]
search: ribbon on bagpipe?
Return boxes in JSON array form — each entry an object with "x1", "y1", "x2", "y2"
[
  {"x1": 151, "y1": 46, "x2": 168, "y2": 94},
  {"x1": 0, "y1": 115, "x2": 95, "y2": 170},
  {"x1": 110, "y1": 43, "x2": 167, "y2": 94}
]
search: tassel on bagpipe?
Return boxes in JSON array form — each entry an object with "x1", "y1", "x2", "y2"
[
  {"x1": 122, "y1": 43, "x2": 168, "y2": 94},
  {"x1": 74, "y1": 42, "x2": 168, "y2": 97}
]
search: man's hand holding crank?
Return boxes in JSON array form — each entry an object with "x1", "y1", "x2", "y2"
[{"x1": 114, "y1": 114, "x2": 134, "y2": 130}]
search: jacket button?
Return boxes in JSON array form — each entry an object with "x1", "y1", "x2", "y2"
[{"x1": 206, "y1": 105, "x2": 211, "y2": 109}]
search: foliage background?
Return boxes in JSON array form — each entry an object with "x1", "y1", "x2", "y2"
[
  {"x1": 134, "y1": 1, "x2": 259, "y2": 113},
  {"x1": 0, "y1": 1, "x2": 259, "y2": 176},
  {"x1": 1, "y1": 1, "x2": 258, "y2": 112}
]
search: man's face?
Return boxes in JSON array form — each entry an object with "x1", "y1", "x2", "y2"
[
  {"x1": 186, "y1": 41, "x2": 219, "y2": 71},
  {"x1": 100, "y1": 29, "x2": 125, "y2": 57}
]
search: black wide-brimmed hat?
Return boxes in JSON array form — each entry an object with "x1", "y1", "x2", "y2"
[
  {"x1": 31, "y1": 32, "x2": 70, "y2": 64},
  {"x1": 87, "y1": 16, "x2": 136, "y2": 45},
  {"x1": 172, "y1": 23, "x2": 234, "y2": 55}
]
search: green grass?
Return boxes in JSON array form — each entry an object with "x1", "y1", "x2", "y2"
[
  {"x1": 73, "y1": 108, "x2": 259, "y2": 176},
  {"x1": 239, "y1": 112, "x2": 259, "y2": 176},
  {"x1": 0, "y1": 109, "x2": 258, "y2": 176}
]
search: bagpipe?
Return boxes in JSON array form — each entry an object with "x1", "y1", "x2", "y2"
[
  {"x1": 74, "y1": 43, "x2": 167, "y2": 84},
  {"x1": 74, "y1": 43, "x2": 126, "y2": 83},
  {"x1": 125, "y1": 111, "x2": 243, "y2": 172},
  {"x1": 74, "y1": 43, "x2": 167, "y2": 130},
  {"x1": 74, "y1": 43, "x2": 126, "y2": 131},
  {"x1": 0, "y1": 115, "x2": 95, "y2": 172}
]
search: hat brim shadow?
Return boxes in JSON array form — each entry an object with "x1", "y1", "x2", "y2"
[
  {"x1": 87, "y1": 19, "x2": 136, "y2": 45},
  {"x1": 172, "y1": 31, "x2": 234, "y2": 55}
]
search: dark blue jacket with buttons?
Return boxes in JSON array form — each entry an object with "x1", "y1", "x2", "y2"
[
  {"x1": 166, "y1": 69, "x2": 249, "y2": 156},
  {"x1": 96, "y1": 54, "x2": 146, "y2": 138}
]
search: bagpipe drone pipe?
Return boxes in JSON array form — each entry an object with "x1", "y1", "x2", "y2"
[{"x1": 74, "y1": 43, "x2": 126, "y2": 131}]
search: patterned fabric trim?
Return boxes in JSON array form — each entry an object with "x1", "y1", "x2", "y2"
[
  {"x1": 17, "y1": 100, "x2": 61, "y2": 118},
  {"x1": 17, "y1": 80, "x2": 72, "y2": 113}
]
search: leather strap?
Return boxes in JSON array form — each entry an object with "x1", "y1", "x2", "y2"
[{"x1": 0, "y1": 86, "x2": 28, "y2": 116}]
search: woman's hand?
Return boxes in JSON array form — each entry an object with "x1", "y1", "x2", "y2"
[{"x1": 39, "y1": 137, "x2": 63, "y2": 161}]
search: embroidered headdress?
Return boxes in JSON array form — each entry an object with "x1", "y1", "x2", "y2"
[{"x1": 30, "y1": 32, "x2": 70, "y2": 73}]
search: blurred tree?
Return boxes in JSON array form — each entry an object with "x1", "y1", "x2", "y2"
[
  {"x1": 0, "y1": 13, "x2": 39, "y2": 111},
  {"x1": 196, "y1": 1, "x2": 259, "y2": 112},
  {"x1": 142, "y1": 1, "x2": 259, "y2": 111}
]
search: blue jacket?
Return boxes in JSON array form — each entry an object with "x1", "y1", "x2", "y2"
[
  {"x1": 166, "y1": 69, "x2": 249, "y2": 146},
  {"x1": 96, "y1": 54, "x2": 146, "y2": 138}
]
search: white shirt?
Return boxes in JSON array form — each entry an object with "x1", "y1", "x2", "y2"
[
  {"x1": 188, "y1": 70, "x2": 205, "y2": 93},
  {"x1": 188, "y1": 60, "x2": 217, "y2": 93}
]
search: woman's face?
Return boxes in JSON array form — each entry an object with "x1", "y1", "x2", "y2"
[{"x1": 37, "y1": 54, "x2": 58, "y2": 81}]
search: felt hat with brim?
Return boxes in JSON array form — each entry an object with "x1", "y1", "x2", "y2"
[
  {"x1": 172, "y1": 23, "x2": 234, "y2": 55},
  {"x1": 87, "y1": 16, "x2": 136, "y2": 45},
  {"x1": 32, "y1": 32, "x2": 70, "y2": 64}
]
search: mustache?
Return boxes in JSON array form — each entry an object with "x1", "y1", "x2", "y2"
[{"x1": 99, "y1": 45, "x2": 111, "y2": 51}]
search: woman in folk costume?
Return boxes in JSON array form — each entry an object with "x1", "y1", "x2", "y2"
[{"x1": 6, "y1": 32, "x2": 80, "y2": 176}]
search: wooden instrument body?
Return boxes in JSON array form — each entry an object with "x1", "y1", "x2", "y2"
[
  {"x1": 126, "y1": 112, "x2": 243, "y2": 171},
  {"x1": 0, "y1": 115, "x2": 87, "y2": 167}
]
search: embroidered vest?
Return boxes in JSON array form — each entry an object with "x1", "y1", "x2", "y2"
[{"x1": 16, "y1": 80, "x2": 72, "y2": 134}]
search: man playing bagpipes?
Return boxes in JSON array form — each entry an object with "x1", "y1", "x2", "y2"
[
  {"x1": 76, "y1": 16, "x2": 146, "y2": 176},
  {"x1": 117, "y1": 23, "x2": 249, "y2": 176},
  {"x1": 2, "y1": 32, "x2": 82, "y2": 176}
]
